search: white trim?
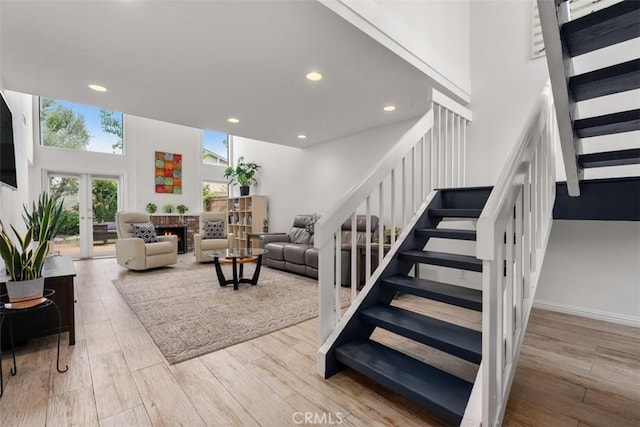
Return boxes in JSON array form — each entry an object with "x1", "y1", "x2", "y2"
[
  {"x1": 319, "y1": 0, "x2": 471, "y2": 105},
  {"x1": 533, "y1": 300, "x2": 640, "y2": 328}
]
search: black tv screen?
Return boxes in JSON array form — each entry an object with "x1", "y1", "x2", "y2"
[{"x1": 0, "y1": 92, "x2": 18, "y2": 190}]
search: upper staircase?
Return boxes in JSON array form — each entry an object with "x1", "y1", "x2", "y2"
[{"x1": 538, "y1": 0, "x2": 640, "y2": 195}]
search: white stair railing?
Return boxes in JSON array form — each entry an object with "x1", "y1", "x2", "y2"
[
  {"x1": 314, "y1": 88, "x2": 472, "y2": 372},
  {"x1": 469, "y1": 81, "x2": 557, "y2": 426}
]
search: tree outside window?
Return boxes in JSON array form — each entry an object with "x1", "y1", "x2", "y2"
[{"x1": 40, "y1": 98, "x2": 123, "y2": 154}]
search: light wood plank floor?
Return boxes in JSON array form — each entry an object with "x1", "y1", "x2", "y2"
[{"x1": 0, "y1": 255, "x2": 638, "y2": 426}]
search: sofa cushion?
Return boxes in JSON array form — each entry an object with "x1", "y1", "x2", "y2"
[
  {"x1": 305, "y1": 247, "x2": 318, "y2": 269},
  {"x1": 146, "y1": 240, "x2": 174, "y2": 255},
  {"x1": 284, "y1": 244, "x2": 311, "y2": 264},
  {"x1": 203, "y1": 220, "x2": 225, "y2": 239},
  {"x1": 132, "y1": 223, "x2": 158, "y2": 243},
  {"x1": 200, "y1": 238, "x2": 228, "y2": 251},
  {"x1": 264, "y1": 242, "x2": 287, "y2": 261},
  {"x1": 288, "y1": 227, "x2": 312, "y2": 245}
]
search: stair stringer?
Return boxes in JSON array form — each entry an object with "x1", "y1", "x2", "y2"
[{"x1": 318, "y1": 190, "x2": 443, "y2": 378}]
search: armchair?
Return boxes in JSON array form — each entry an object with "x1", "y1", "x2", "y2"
[
  {"x1": 115, "y1": 212, "x2": 178, "y2": 270},
  {"x1": 194, "y1": 212, "x2": 234, "y2": 263}
]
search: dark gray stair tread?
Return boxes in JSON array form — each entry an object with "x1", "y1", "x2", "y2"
[
  {"x1": 578, "y1": 149, "x2": 640, "y2": 168},
  {"x1": 562, "y1": 0, "x2": 640, "y2": 57},
  {"x1": 360, "y1": 305, "x2": 482, "y2": 364},
  {"x1": 382, "y1": 275, "x2": 482, "y2": 311},
  {"x1": 415, "y1": 228, "x2": 477, "y2": 241},
  {"x1": 400, "y1": 250, "x2": 483, "y2": 272},
  {"x1": 335, "y1": 339, "x2": 473, "y2": 425},
  {"x1": 569, "y1": 58, "x2": 640, "y2": 101},
  {"x1": 428, "y1": 208, "x2": 482, "y2": 218},
  {"x1": 574, "y1": 109, "x2": 640, "y2": 138}
]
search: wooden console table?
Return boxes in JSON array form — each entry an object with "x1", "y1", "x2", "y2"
[{"x1": 0, "y1": 255, "x2": 76, "y2": 348}]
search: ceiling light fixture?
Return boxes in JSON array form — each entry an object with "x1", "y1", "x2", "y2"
[
  {"x1": 383, "y1": 105, "x2": 396, "y2": 112},
  {"x1": 306, "y1": 72, "x2": 323, "y2": 82},
  {"x1": 297, "y1": 134, "x2": 307, "y2": 140},
  {"x1": 88, "y1": 84, "x2": 108, "y2": 92},
  {"x1": 227, "y1": 117, "x2": 240, "y2": 124}
]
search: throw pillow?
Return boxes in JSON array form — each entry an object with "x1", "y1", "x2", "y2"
[
  {"x1": 203, "y1": 220, "x2": 225, "y2": 239},
  {"x1": 305, "y1": 213, "x2": 321, "y2": 234},
  {"x1": 132, "y1": 223, "x2": 158, "y2": 243}
]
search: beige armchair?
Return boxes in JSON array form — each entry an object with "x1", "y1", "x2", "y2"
[
  {"x1": 194, "y1": 212, "x2": 234, "y2": 263},
  {"x1": 115, "y1": 212, "x2": 178, "y2": 270}
]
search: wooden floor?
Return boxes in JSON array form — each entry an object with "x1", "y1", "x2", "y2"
[{"x1": 0, "y1": 255, "x2": 638, "y2": 426}]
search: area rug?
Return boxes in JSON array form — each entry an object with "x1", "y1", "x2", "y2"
[{"x1": 113, "y1": 263, "x2": 348, "y2": 364}]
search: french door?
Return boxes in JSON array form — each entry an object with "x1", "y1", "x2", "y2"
[{"x1": 46, "y1": 172, "x2": 122, "y2": 258}]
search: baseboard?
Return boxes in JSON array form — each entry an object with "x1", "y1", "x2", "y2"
[{"x1": 533, "y1": 299, "x2": 640, "y2": 327}]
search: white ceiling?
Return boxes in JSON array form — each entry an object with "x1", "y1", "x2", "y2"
[{"x1": 0, "y1": 0, "x2": 433, "y2": 147}]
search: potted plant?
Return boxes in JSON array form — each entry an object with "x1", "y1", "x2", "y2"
[
  {"x1": 22, "y1": 192, "x2": 64, "y2": 247},
  {"x1": 163, "y1": 204, "x2": 175, "y2": 213},
  {"x1": 0, "y1": 205, "x2": 56, "y2": 307},
  {"x1": 176, "y1": 204, "x2": 188, "y2": 214},
  {"x1": 224, "y1": 156, "x2": 261, "y2": 196},
  {"x1": 146, "y1": 203, "x2": 157, "y2": 214}
]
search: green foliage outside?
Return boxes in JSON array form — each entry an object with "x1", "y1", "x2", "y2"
[
  {"x1": 92, "y1": 180, "x2": 118, "y2": 223},
  {"x1": 57, "y1": 205, "x2": 80, "y2": 236},
  {"x1": 40, "y1": 98, "x2": 90, "y2": 150},
  {"x1": 100, "y1": 109, "x2": 123, "y2": 152}
]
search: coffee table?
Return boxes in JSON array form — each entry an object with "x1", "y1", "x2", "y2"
[{"x1": 205, "y1": 248, "x2": 269, "y2": 290}]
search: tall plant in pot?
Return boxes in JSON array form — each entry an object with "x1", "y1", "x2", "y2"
[
  {"x1": 0, "y1": 213, "x2": 54, "y2": 308},
  {"x1": 22, "y1": 192, "x2": 64, "y2": 249},
  {"x1": 224, "y1": 156, "x2": 261, "y2": 196}
]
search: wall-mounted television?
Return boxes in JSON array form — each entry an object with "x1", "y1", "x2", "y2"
[{"x1": 0, "y1": 92, "x2": 18, "y2": 190}]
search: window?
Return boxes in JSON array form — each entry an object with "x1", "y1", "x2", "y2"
[
  {"x1": 39, "y1": 98, "x2": 123, "y2": 154},
  {"x1": 203, "y1": 181, "x2": 228, "y2": 211},
  {"x1": 203, "y1": 130, "x2": 228, "y2": 166}
]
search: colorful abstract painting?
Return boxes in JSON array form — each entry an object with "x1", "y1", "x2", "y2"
[{"x1": 155, "y1": 151, "x2": 182, "y2": 194}]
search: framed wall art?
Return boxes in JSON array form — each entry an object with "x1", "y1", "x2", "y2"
[{"x1": 155, "y1": 151, "x2": 182, "y2": 193}]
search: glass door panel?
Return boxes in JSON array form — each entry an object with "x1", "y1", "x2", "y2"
[
  {"x1": 90, "y1": 177, "x2": 120, "y2": 256},
  {"x1": 48, "y1": 174, "x2": 81, "y2": 257}
]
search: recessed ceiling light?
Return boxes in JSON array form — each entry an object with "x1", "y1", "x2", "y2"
[
  {"x1": 297, "y1": 134, "x2": 307, "y2": 139},
  {"x1": 227, "y1": 117, "x2": 240, "y2": 124},
  {"x1": 88, "y1": 84, "x2": 108, "y2": 92},
  {"x1": 306, "y1": 72, "x2": 323, "y2": 82},
  {"x1": 383, "y1": 105, "x2": 396, "y2": 112}
]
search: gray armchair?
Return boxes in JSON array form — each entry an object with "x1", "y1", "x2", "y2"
[
  {"x1": 115, "y1": 212, "x2": 178, "y2": 270},
  {"x1": 263, "y1": 214, "x2": 379, "y2": 285}
]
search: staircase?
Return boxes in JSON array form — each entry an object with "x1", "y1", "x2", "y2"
[
  {"x1": 538, "y1": 0, "x2": 640, "y2": 195},
  {"x1": 331, "y1": 187, "x2": 489, "y2": 425},
  {"x1": 316, "y1": 80, "x2": 555, "y2": 425}
]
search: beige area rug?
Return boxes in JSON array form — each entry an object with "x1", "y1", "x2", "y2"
[{"x1": 113, "y1": 262, "x2": 348, "y2": 364}]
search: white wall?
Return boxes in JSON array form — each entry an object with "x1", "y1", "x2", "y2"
[
  {"x1": 330, "y1": 0, "x2": 471, "y2": 102},
  {"x1": 128, "y1": 116, "x2": 203, "y2": 213},
  {"x1": 33, "y1": 112, "x2": 215, "y2": 215},
  {"x1": 535, "y1": 220, "x2": 640, "y2": 325},
  {"x1": 467, "y1": 0, "x2": 549, "y2": 186},
  {"x1": 232, "y1": 118, "x2": 420, "y2": 232}
]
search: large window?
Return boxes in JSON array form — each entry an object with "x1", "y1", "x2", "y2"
[
  {"x1": 203, "y1": 181, "x2": 228, "y2": 212},
  {"x1": 203, "y1": 130, "x2": 228, "y2": 166},
  {"x1": 40, "y1": 98, "x2": 124, "y2": 154}
]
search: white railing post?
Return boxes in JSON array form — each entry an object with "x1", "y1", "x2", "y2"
[{"x1": 473, "y1": 81, "x2": 557, "y2": 426}]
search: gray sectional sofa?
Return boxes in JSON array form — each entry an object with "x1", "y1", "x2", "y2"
[{"x1": 263, "y1": 214, "x2": 379, "y2": 285}]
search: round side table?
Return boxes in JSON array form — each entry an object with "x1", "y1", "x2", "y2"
[{"x1": 0, "y1": 288, "x2": 68, "y2": 398}]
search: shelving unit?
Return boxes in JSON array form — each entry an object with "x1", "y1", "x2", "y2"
[{"x1": 227, "y1": 195, "x2": 267, "y2": 249}]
